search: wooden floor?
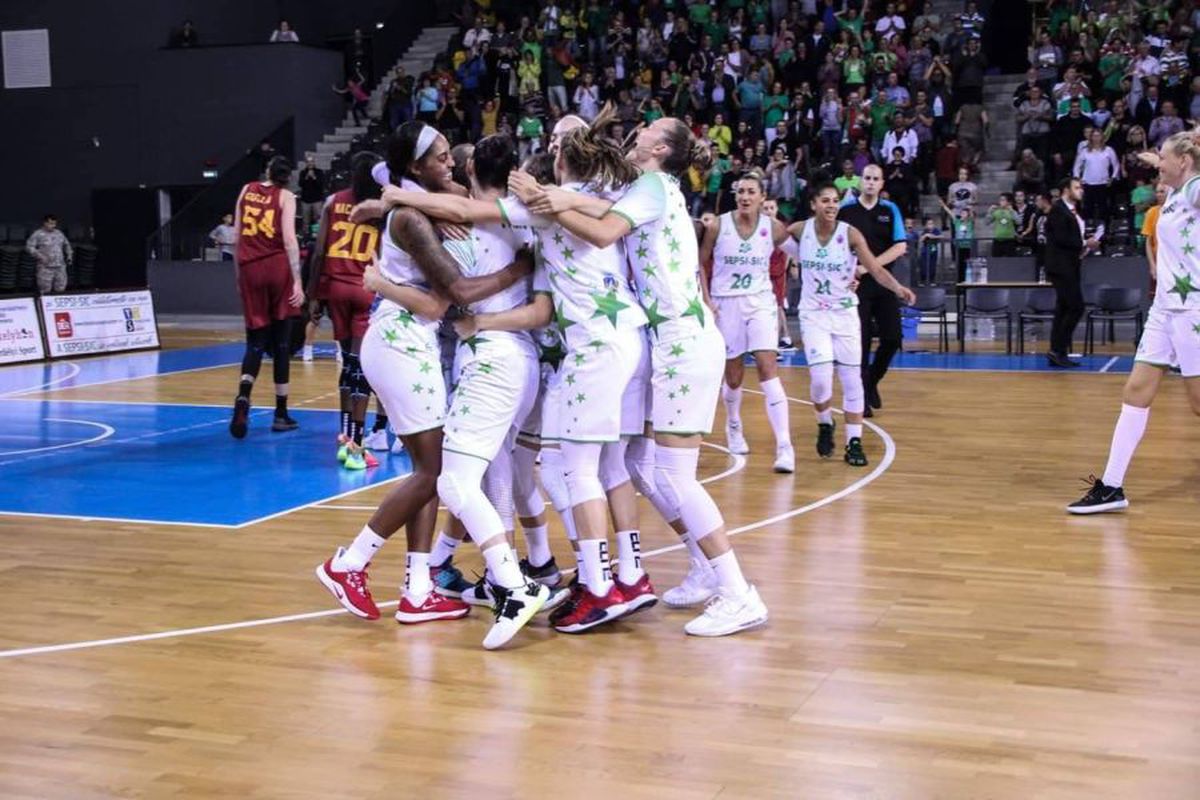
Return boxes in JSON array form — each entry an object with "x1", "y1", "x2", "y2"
[{"x1": 1, "y1": 329, "x2": 1199, "y2": 799}]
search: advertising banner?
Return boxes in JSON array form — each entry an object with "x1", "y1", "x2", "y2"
[
  {"x1": 0, "y1": 296, "x2": 45, "y2": 364},
  {"x1": 40, "y1": 290, "x2": 160, "y2": 359}
]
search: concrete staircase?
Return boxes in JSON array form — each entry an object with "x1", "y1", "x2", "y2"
[{"x1": 304, "y1": 25, "x2": 459, "y2": 172}]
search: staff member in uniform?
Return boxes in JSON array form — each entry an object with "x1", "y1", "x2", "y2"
[
  {"x1": 1044, "y1": 177, "x2": 1099, "y2": 368},
  {"x1": 837, "y1": 164, "x2": 909, "y2": 416}
]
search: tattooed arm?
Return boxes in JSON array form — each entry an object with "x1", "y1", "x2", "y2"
[{"x1": 389, "y1": 208, "x2": 532, "y2": 306}]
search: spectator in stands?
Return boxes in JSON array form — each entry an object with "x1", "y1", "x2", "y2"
[
  {"x1": 955, "y1": 103, "x2": 988, "y2": 169},
  {"x1": 209, "y1": 213, "x2": 237, "y2": 261},
  {"x1": 988, "y1": 194, "x2": 1019, "y2": 257},
  {"x1": 934, "y1": 134, "x2": 961, "y2": 199},
  {"x1": 385, "y1": 68, "x2": 415, "y2": 130},
  {"x1": 1016, "y1": 86, "x2": 1054, "y2": 165},
  {"x1": 270, "y1": 20, "x2": 299, "y2": 43},
  {"x1": 884, "y1": 146, "x2": 917, "y2": 217},
  {"x1": 463, "y1": 18, "x2": 492, "y2": 51},
  {"x1": 168, "y1": 20, "x2": 198, "y2": 49},
  {"x1": 951, "y1": 35, "x2": 987, "y2": 107},
  {"x1": 298, "y1": 157, "x2": 326, "y2": 236},
  {"x1": 1148, "y1": 100, "x2": 1184, "y2": 147},
  {"x1": 332, "y1": 71, "x2": 370, "y2": 126},
  {"x1": 416, "y1": 76, "x2": 440, "y2": 124},
  {"x1": 1015, "y1": 148, "x2": 1046, "y2": 195},
  {"x1": 1052, "y1": 99, "x2": 1089, "y2": 183},
  {"x1": 1135, "y1": 83, "x2": 1162, "y2": 129},
  {"x1": 517, "y1": 106, "x2": 544, "y2": 161},
  {"x1": 947, "y1": 167, "x2": 977, "y2": 214},
  {"x1": 1030, "y1": 28, "x2": 1063, "y2": 85},
  {"x1": 880, "y1": 114, "x2": 917, "y2": 164},
  {"x1": 835, "y1": 159, "x2": 861, "y2": 199},
  {"x1": 1073, "y1": 128, "x2": 1121, "y2": 224},
  {"x1": 27, "y1": 214, "x2": 72, "y2": 294}
]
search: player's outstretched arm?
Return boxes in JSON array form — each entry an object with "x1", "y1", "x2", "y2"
[
  {"x1": 377, "y1": 187, "x2": 503, "y2": 224},
  {"x1": 463, "y1": 293, "x2": 554, "y2": 337},
  {"x1": 848, "y1": 226, "x2": 915, "y2": 305},
  {"x1": 363, "y1": 256, "x2": 450, "y2": 320}
]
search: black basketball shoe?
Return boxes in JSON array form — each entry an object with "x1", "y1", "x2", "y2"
[
  {"x1": 844, "y1": 437, "x2": 868, "y2": 467},
  {"x1": 817, "y1": 421, "x2": 836, "y2": 458},
  {"x1": 1067, "y1": 476, "x2": 1129, "y2": 515}
]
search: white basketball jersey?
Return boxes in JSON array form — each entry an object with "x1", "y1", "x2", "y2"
[
  {"x1": 1154, "y1": 175, "x2": 1200, "y2": 312},
  {"x1": 379, "y1": 179, "x2": 433, "y2": 290},
  {"x1": 796, "y1": 220, "x2": 858, "y2": 312},
  {"x1": 710, "y1": 212, "x2": 774, "y2": 297}
]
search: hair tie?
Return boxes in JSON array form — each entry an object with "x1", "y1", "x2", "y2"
[
  {"x1": 371, "y1": 161, "x2": 391, "y2": 187},
  {"x1": 414, "y1": 125, "x2": 439, "y2": 162}
]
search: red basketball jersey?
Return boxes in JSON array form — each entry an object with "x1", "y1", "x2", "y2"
[
  {"x1": 322, "y1": 189, "x2": 381, "y2": 285},
  {"x1": 236, "y1": 182, "x2": 285, "y2": 265}
]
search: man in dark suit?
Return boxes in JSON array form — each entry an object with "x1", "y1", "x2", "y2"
[{"x1": 1043, "y1": 177, "x2": 1098, "y2": 367}]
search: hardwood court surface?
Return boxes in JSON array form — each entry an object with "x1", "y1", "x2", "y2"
[{"x1": 0, "y1": 330, "x2": 1198, "y2": 799}]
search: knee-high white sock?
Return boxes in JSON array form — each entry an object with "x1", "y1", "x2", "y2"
[
  {"x1": 723, "y1": 384, "x2": 743, "y2": 427},
  {"x1": 336, "y1": 525, "x2": 386, "y2": 572},
  {"x1": 1102, "y1": 404, "x2": 1150, "y2": 488},
  {"x1": 761, "y1": 377, "x2": 792, "y2": 448},
  {"x1": 540, "y1": 448, "x2": 579, "y2": 543},
  {"x1": 579, "y1": 539, "x2": 613, "y2": 596},
  {"x1": 615, "y1": 530, "x2": 644, "y2": 584}
]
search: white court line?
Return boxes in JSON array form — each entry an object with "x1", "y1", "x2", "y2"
[
  {"x1": 0, "y1": 362, "x2": 81, "y2": 397},
  {"x1": 0, "y1": 418, "x2": 115, "y2": 457},
  {"x1": 314, "y1": 442, "x2": 747, "y2": 513},
  {"x1": 1099, "y1": 356, "x2": 1120, "y2": 373},
  {"x1": 0, "y1": 393, "x2": 895, "y2": 660}
]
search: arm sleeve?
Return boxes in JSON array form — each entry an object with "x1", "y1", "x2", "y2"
[
  {"x1": 608, "y1": 173, "x2": 666, "y2": 229},
  {"x1": 884, "y1": 201, "x2": 906, "y2": 243}
]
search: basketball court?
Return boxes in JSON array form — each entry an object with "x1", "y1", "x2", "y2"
[{"x1": 1, "y1": 326, "x2": 1197, "y2": 798}]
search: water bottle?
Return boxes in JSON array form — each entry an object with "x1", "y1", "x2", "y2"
[
  {"x1": 976, "y1": 258, "x2": 988, "y2": 284},
  {"x1": 964, "y1": 259, "x2": 974, "y2": 283}
]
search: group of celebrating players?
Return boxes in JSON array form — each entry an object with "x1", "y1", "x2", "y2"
[{"x1": 229, "y1": 106, "x2": 915, "y2": 650}]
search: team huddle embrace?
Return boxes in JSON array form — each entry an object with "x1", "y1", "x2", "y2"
[{"x1": 229, "y1": 107, "x2": 916, "y2": 651}]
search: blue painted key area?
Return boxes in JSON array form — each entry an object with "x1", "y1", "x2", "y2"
[{"x1": 0, "y1": 399, "x2": 408, "y2": 526}]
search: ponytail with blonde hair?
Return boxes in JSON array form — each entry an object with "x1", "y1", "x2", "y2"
[
  {"x1": 1164, "y1": 127, "x2": 1200, "y2": 167},
  {"x1": 558, "y1": 103, "x2": 640, "y2": 190}
]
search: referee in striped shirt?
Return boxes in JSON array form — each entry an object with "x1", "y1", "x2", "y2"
[{"x1": 838, "y1": 164, "x2": 910, "y2": 416}]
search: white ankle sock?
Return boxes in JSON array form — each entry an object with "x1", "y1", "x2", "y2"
[
  {"x1": 430, "y1": 531, "x2": 460, "y2": 567},
  {"x1": 615, "y1": 529, "x2": 644, "y2": 584},
  {"x1": 1102, "y1": 403, "x2": 1150, "y2": 488},
  {"x1": 722, "y1": 384, "x2": 743, "y2": 427},
  {"x1": 523, "y1": 523, "x2": 552, "y2": 566},
  {"x1": 681, "y1": 532, "x2": 707, "y2": 564},
  {"x1": 846, "y1": 423, "x2": 863, "y2": 441},
  {"x1": 708, "y1": 550, "x2": 750, "y2": 596},
  {"x1": 816, "y1": 409, "x2": 834, "y2": 425},
  {"x1": 579, "y1": 539, "x2": 613, "y2": 596},
  {"x1": 338, "y1": 525, "x2": 386, "y2": 572},
  {"x1": 761, "y1": 377, "x2": 791, "y2": 447},
  {"x1": 482, "y1": 543, "x2": 524, "y2": 589},
  {"x1": 405, "y1": 552, "x2": 432, "y2": 599}
]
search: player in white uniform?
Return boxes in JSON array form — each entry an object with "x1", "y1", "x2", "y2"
[
  {"x1": 699, "y1": 174, "x2": 797, "y2": 473},
  {"x1": 314, "y1": 122, "x2": 536, "y2": 647},
  {"x1": 370, "y1": 116, "x2": 651, "y2": 633},
  {"x1": 784, "y1": 181, "x2": 916, "y2": 466},
  {"x1": 1069, "y1": 130, "x2": 1200, "y2": 514},
  {"x1": 513, "y1": 115, "x2": 772, "y2": 636}
]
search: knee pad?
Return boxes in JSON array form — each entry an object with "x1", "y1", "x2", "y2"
[
  {"x1": 437, "y1": 471, "x2": 468, "y2": 518},
  {"x1": 837, "y1": 364, "x2": 865, "y2": 414},
  {"x1": 562, "y1": 441, "x2": 605, "y2": 506},
  {"x1": 539, "y1": 448, "x2": 572, "y2": 513},
  {"x1": 512, "y1": 443, "x2": 545, "y2": 519},
  {"x1": 654, "y1": 446, "x2": 723, "y2": 540},
  {"x1": 809, "y1": 362, "x2": 834, "y2": 405},
  {"x1": 484, "y1": 456, "x2": 515, "y2": 533},
  {"x1": 599, "y1": 438, "x2": 631, "y2": 493},
  {"x1": 624, "y1": 436, "x2": 656, "y2": 499},
  {"x1": 246, "y1": 327, "x2": 270, "y2": 356}
]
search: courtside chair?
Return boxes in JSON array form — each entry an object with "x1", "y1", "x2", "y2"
[
  {"x1": 912, "y1": 286, "x2": 951, "y2": 352},
  {"x1": 958, "y1": 287, "x2": 1013, "y2": 354},
  {"x1": 1017, "y1": 286, "x2": 1058, "y2": 354},
  {"x1": 1084, "y1": 287, "x2": 1144, "y2": 355}
]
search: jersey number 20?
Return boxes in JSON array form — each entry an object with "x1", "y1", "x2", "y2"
[
  {"x1": 729, "y1": 273, "x2": 754, "y2": 290},
  {"x1": 328, "y1": 222, "x2": 379, "y2": 262}
]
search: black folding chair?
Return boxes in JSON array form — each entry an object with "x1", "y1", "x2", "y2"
[
  {"x1": 1017, "y1": 287, "x2": 1057, "y2": 354},
  {"x1": 1085, "y1": 287, "x2": 1144, "y2": 355},
  {"x1": 959, "y1": 287, "x2": 1013, "y2": 354},
  {"x1": 912, "y1": 287, "x2": 951, "y2": 352}
]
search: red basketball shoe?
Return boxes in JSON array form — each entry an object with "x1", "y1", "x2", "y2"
[
  {"x1": 394, "y1": 590, "x2": 470, "y2": 624},
  {"x1": 614, "y1": 573, "x2": 658, "y2": 615},
  {"x1": 552, "y1": 584, "x2": 629, "y2": 633},
  {"x1": 315, "y1": 548, "x2": 380, "y2": 620}
]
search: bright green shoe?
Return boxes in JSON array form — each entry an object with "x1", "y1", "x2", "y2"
[
  {"x1": 336, "y1": 434, "x2": 350, "y2": 463},
  {"x1": 343, "y1": 447, "x2": 367, "y2": 471}
]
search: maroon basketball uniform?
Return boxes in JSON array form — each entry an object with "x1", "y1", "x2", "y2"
[
  {"x1": 235, "y1": 181, "x2": 294, "y2": 329},
  {"x1": 320, "y1": 188, "x2": 379, "y2": 341}
]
